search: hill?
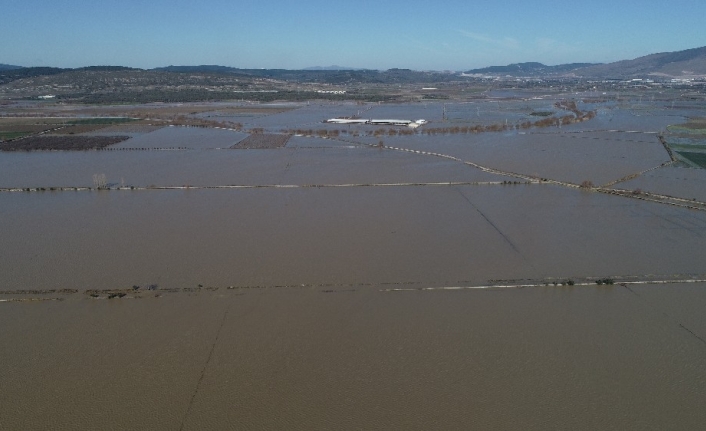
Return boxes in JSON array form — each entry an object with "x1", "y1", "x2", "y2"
[
  {"x1": 0, "y1": 67, "x2": 66, "y2": 85},
  {"x1": 154, "y1": 65, "x2": 249, "y2": 75},
  {"x1": 303, "y1": 65, "x2": 365, "y2": 71},
  {"x1": 463, "y1": 46, "x2": 706, "y2": 79},
  {"x1": 0, "y1": 64, "x2": 24, "y2": 71},
  {"x1": 0, "y1": 67, "x2": 273, "y2": 101},
  {"x1": 0, "y1": 68, "x2": 393, "y2": 103},
  {"x1": 154, "y1": 66, "x2": 464, "y2": 84},
  {"x1": 465, "y1": 62, "x2": 597, "y2": 76},
  {"x1": 576, "y1": 46, "x2": 706, "y2": 78}
]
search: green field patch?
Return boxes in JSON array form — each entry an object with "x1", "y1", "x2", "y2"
[
  {"x1": 667, "y1": 125, "x2": 706, "y2": 135},
  {"x1": 668, "y1": 143, "x2": 706, "y2": 152},
  {"x1": 667, "y1": 118, "x2": 706, "y2": 135},
  {"x1": 529, "y1": 111, "x2": 554, "y2": 117},
  {"x1": 675, "y1": 151, "x2": 706, "y2": 169},
  {"x1": 0, "y1": 131, "x2": 31, "y2": 141}
]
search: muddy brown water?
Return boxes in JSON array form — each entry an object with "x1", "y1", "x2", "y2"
[
  {"x1": 0, "y1": 143, "x2": 501, "y2": 189},
  {"x1": 373, "y1": 131, "x2": 671, "y2": 186},
  {"x1": 110, "y1": 126, "x2": 249, "y2": 149},
  {"x1": 2, "y1": 185, "x2": 706, "y2": 291},
  {"x1": 617, "y1": 165, "x2": 706, "y2": 201},
  {"x1": 1, "y1": 101, "x2": 706, "y2": 430},
  {"x1": 1, "y1": 285, "x2": 705, "y2": 430}
]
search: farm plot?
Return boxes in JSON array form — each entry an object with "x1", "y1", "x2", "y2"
[
  {"x1": 0, "y1": 135, "x2": 130, "y2": 151},
  {"x1": 231, "y1": 133, "x2": 291, "y2": 149}
]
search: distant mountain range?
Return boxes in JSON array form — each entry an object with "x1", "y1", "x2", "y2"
[
  {"x1": 465, "y1": 62, "x2": 598, "y2": 76},
  {"x1": 465, "y1": 46, "x2": 706, "y2": 79},
  {"x1": 2, "y1": 46, "x2": 706, "y2": 91},
  {"x1": 152, "y1": 66, "x2": 460, "y2": 84},
  {"x1": 575, "y1": 46, "x2": 706, "y2": 78},
  {"x1": 303, "y1": 66, "x2": 366, "y2": 71},
  {"x1": 156, "y1": 46, "x2": 706, "y2": 79},
  {"x1": 0, "y1": 64, "x2": 23, "y2": 71},
  {"x1": 154, "y1": 65, "x2": 249, "y2": 75}
]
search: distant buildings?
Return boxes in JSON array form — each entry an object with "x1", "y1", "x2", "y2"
[{"x1": 325, "y1": 118, "x2": 428, "y2": 128}]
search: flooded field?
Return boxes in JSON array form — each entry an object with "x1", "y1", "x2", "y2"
[
  {"x1": 1, "y1": 95, "x2": 706, "y2": 430},
  {"x1": 1, "y1": 285, "x2": 705, "y2": 430},
  {"x1": 3, "y1": 184, "x2": 705, "y2": 291},
  {"x1": 109, "y1": 126, "x2": 248, "y2": 149},
  {"x1": 617, "y1": 165, "x2": 706, "y2": 201}
]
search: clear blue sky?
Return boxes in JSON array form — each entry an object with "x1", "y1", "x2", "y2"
[{"x1": 3, "y1": 0, "x2": 706, "y2": 70}]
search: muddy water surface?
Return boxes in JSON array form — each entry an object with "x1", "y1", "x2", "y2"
[
  {"x1": 1, "y1": 285, "x2": 705, "y2": 430},
  {"x1": 2, "y1": 100, "x2": 706, "y2": 430},
  {"x1": 375, "y1": 131, "x2": 670, "y2": 185},
  {"x1": 0, "y1": 143, "x2": 501, "y2": 189},
  {"x1": 617, "y1": 166, "x2": 706, "y2": 201},
  {"x1": 2, "y1": 184, "x2": 705, "y2": 291}
]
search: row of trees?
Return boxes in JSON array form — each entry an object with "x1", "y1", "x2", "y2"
[{"x1": 169, "y1": 115, "x2": 244, "y2": 130}]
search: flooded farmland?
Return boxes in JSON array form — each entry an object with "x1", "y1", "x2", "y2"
[{"x1": 1, "y1": 95, "x2": 706, "y2": 430}]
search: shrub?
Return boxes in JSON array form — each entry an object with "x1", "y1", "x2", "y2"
[{"x1": 596, "y1": 278, "x2": 614, "y2": 285}]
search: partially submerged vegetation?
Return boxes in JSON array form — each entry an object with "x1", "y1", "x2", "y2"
[
  {"x1": 675, "y1": 151, "x2": 706, "y2": 168},
  {"x1": 0, "y1": 130, "x2": 37, "y2": 140},
  {"x1": 4, "y1": 274, "x2": 704, "y2": 303},
  {"x1": 0, "y1": 95, "x2": 601, "y2": 154},
  {"x1": 0, "y1": 117, "x2": 138, "y2": 141},
  {"x1": 663, "y1": 117, "x2": 706, "y2": 168},
  {"x1": 231, "y1": 133, "x2": 291, "y2": 149},
  {"x1": 0, "y1": 135, "x2": 129, "y2": 151},
  {"x1": 666, "y1": 118, "x2": 706, "y2": 135}
]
